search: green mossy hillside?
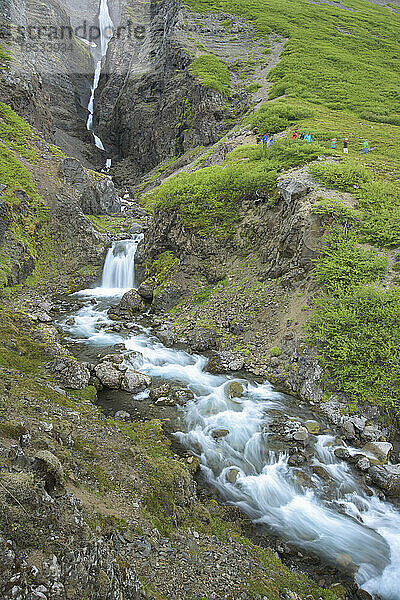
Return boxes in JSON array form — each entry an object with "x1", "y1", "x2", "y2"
[
  {"x1": 314, "y1": 230, "x2": 388, "y2": 293},
  {"x1": 142, "y1": 139, "x2": 333, "y2": 238},
  {"x1": 143, "y1": 90, "x2": 400, "y2": 422},
  {"x1": 189, "y1": 54, "x2": 231, "y2": 96},
  {"x1": 0, "y1": 140, "x2": 50, "y2": 290},
  {"x1": 142, "y1": 163, "x2": 276, "y2": 237},
  {"x1": 184, "y1": 0, "x2": 400, "y2": 122}
]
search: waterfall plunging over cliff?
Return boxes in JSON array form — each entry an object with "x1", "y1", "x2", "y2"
[
  {"x1": 87, "y1": 0, "x2": 113, "y2": 163},
  {"x1": 101, "y1": 238, "x2": 141, "y2": 290}
]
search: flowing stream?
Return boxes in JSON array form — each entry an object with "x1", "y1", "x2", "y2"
[
  {"x1": 60, "y1": 238, "x2": 400, "y2": 600},
  {"x1": 87, "y1": 0, "x2": 113, "y2": 169}
]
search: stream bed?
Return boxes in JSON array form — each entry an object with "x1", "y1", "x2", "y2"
[{"x1": 58, "y1": 237, "x2": 400, "y2": 600}]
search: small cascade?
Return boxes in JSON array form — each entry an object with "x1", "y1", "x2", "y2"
[
  {"x1": 101, "y1": 238, "x2": 141, "y2": 290},
  {"x1": 87, "y1": 0, "x2": 113, "y2": 166}
]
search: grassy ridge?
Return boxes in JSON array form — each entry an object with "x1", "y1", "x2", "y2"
[{"x1": 184, "y1": 0, "x2": 400, "y2": 122}]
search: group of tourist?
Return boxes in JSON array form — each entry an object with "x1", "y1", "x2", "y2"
[
  {"x1": 257, "y1": 128, "x2": 372, "y2": 154},
  {"x1": 330, "y1": 137, "x2": 370, "y2": 153},
  {"x1": 330, "y1": 137, "x2": 349, "y2": 153},
  {"x1": 256, "y1": 133, "x2": 275, "y2": 146},
  {"x1": 291, "y1": 130, "x2": 312, "y2": 142}
]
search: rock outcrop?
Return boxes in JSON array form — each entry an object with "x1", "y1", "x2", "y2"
[
  {"x1": 61, "y1": 158, "x2": 121, "y2": 214},
  {"x1": 50, "y1": 357, "x2": 91, "y2": 389}
]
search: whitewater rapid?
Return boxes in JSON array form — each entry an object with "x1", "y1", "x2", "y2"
[{"x1": 59, "y1": 238, "x2": 400, "y2": 600}]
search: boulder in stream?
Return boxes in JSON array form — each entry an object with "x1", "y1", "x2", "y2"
[
  {"x1": 137, "y1": 280, "x2": 155, "y2": 302},
  {"x1": 362, "y1": 441, "x2": 392, "y2": 464},
  {"x1": 149, "y1": 384, "x2": 171, "y2": 400},
  {"x1": 370, "y1": 464, "x2": 400, "y2": 496},
  {"x1": 293, "y1": 427, "x2": 309, "y2": 443},
  {"x1": 226, "y1": 381, "x2": 244, "y2": 398},
  {"x1": 304, "y1": 420, "x2": 320, "y2": 434},
  {"x1": 94, "y1": 362, "x2": 123, "y2": 389},
  {"x1": 110, "y1": 289, "x2": 144, "y2": 318},
  {"x1": 226, "y1": 468, "x2": 239, "y2": 484},
  {"x1": 356, "y1": 456, "x2": 371, "y2": 471},
  {"x1": 174, "y1": 389, "x2": 195, "y2": 404},
  {"x1": 361, "y1": 425, "x2": 382, "y2": 442},
  {"x1": 121, "y1": 370, "x2": 151, "y2": 394},
  {"x1": 100, "y1": 353, "x2": 124, "y2": 365},
  {"x1": 334, "y1": 447, "x2": 351, "y2": 460},
  {"x1": 349, "y1": 416, "x2": 367, "y2": 432},
  {"x1": 342, "y1": 418, "x2": 356, "y2": 440},
  {"x1": 211, "y1": 429, "x2": 230, "y2": 440}
]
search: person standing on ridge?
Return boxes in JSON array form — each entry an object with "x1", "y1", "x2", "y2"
[
  {"x1": 361, "y1": 139, "x2": 369, "y2": 154},
  {"x1": 299, "y1": 131, "x2": 305, "y2": 140},
  {"x1": 343, "y1": 138, "x2": 349, "y2": 154},
  {"x1": 331, "y1": 138, "x2": 337, "y2": 149},
  {"x1": 292, "y1": 130, "x2": 298, "y2": 140},
  {"x1": 263, "y1": 133, "x2": 268, "y2": 147},
  {"x1": 305, "y1": 131, "x2": 312, "y2": 143},
  {"x1": 269, "y1": 135, "x2": 274, "y2": 145}
]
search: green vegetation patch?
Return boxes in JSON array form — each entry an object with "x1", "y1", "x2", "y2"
[
  {"x1": 142, "y1": 163, "x2": 277, "y2": 237},
  {"x1": 0, "y1": 310, "x2": 46, "y2": 374},
  {"x1": 314, "y1": 230, "x2": 387, "y2": 294},
  {"x1": 307, "y1": 285, "x2": 400, "y2": 421},
  {"x1": 310, "y1": 161, "x2": 400, "y2": 248},
  {"x1": 311, "y1": 197, "x2": 360, "y2": 224},
  {"x1": 189, "y1": 54, "x2": 231, "y2": 96},
  {"x1": 309, "y1": 159, "x2": 372, "y2": 192},
  {"x1": 248, "y1": 101, "x2": 315, "y2": 134},
  {"x1": 0, "y1": 143, "x2": 49, "y2": 290},
  {"x1": 0, "y1": 45, "x2": 11, "y2": 68},
  {"x1": 356, "y1": 179, "x2": 400, "y2": 248},
  {"x1": 0, "y1": 103, "x2": 38, "y2": 160}
]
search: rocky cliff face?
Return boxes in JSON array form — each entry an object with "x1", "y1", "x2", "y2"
[
  {"x1": 94, "y1": 0, "x2": 273, "y2": 184},
  {"x1": 0, "y1": 0, "x2": 101, "y2": 166}
]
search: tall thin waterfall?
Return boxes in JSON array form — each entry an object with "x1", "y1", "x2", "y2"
[
  {"x1": 87, "y1": 0, "x2": 113, "y2": 159},
  {"x1": 101, "y1": 238, "x2": 141, "y2": 290}
]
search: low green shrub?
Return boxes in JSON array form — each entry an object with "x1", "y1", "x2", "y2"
[
  {"x1": 314, "y1": 230, "x2": 387, "y2": 293},
  {"x1": 356, "y1": 180, "x2": 400, "y2": 248},
  {"x1": 309, "y1": 160, "x2": 372, "y2": 192},
  {"x1": 142, "y1": 162, "x2": 277, "y2": 237},
  {"x1": 227, "y1": 139, "x2": 330, "y2": 171},
  {"x1": 270, "y1": 346, "x2": 282, "y2": 357},
  {"x1": 311, "y1": 197, "x2": 360, "y2": 223},
  {"x1": 307, "y1": 284, "x2": 400, "y2": 420},
  {"x1": 0, "y1": 103, "x2": 38, "y2": 160},
  {"x1": 248, "y1": 100, "x2": 315, "y2": 134}
]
